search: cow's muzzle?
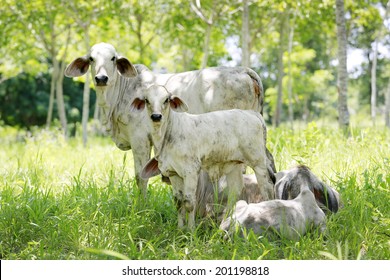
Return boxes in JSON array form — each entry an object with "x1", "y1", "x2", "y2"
[
  {"x1": 151, "y1": 114, "x2": 162, "y2": 122},
  {"x1": 95, "y1": 75, "x2": 108, "y2": 86}
]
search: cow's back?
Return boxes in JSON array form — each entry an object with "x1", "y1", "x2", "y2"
[{"x1": 163, "y1": 67, "x2": 263, "y2": 114}]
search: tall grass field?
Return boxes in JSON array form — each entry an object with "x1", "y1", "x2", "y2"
[{"x1": 0, "y1": 123, "x2": 389, "y2": 260}]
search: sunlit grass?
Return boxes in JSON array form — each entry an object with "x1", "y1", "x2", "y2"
[{"x1": 0, "y1": 124, "x2": 389, "y2": 259}]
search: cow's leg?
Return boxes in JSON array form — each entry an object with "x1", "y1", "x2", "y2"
[
  {"x1": 170, "y1": 175, "x2": 186, "y2": 228},
  {"x1": 224, "y1": 167, "x2": 245, "y2": 210},
  {"x1": 253, "y1": 162, "x2": 275, "y2": 201},
  {"x1": 130, "y1": 139, "x2": 152, "y2": 200},
  {"x1": 183, "y1": 172, "x2": 199, "y2": 230}
]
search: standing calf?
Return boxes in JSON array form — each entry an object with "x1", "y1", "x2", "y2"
[
  {"x1": 131, "y1": 85, "x2": 274, "y2": 229},
  {"x1": 220, "y1": 185, "x2": 326, "y2": 240}
]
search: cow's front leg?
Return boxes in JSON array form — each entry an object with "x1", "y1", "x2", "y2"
[
  {"x1": 170, "y1": 175, "x2": 186, "y2": 228},
  {"x1": 183, "y1": 172, "x2": 199, "y2": 230}
]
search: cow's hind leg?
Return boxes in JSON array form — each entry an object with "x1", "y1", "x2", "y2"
[
  {"x1": 224, "y1": 167, "x2": 245, "y2": 211},
  {"x1": 253, "y1": 164, "x2": 275, "y2": 200}
]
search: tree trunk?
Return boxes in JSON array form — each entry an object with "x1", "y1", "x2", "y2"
[
  {"x1": 273, "y1": 14, "x2": 287, "y2": 128},
  {"x1": 55, "y1": 59, "x2": 68, "y2": 138},
  {"x1": 372, "y1": 1, "x2": 390, "y2": 127},
  {"x1": 82, "y1": 73, "x2": 90, "y2": 147},
  {"x1": 201, "y1": 23, "x2": 212, "y2": 69},
  {"x1": 46, "y1": 68, "x2": 56, "y2": 128},
  {"x1": 335, "y1": 0, "x2": 350, "y2": 131},
  {"x1": 287, "y1": 11, "x2": 296, "y2": 130},
  {"x1": 82, "y1": 31, "x2": 91, "y2": 147},
  {"x1": 241, "y1": 0, "x2": 250, "y2": 67},
  {"x1": 371, "y1": 39, "x2": 378, "y2": 127},
  {"x1": 385, "y1": 79, "x2": 390, "y2": 128}
]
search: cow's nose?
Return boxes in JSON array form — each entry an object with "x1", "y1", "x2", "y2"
[
  {"x1": 95, "y1": 75, "x2": 108, "y2": 86},
  {"x1": 151, "y1": 114, "x2": 162, "y2": 122}
]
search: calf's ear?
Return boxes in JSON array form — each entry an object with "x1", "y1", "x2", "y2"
[
  {"x1": 117, "y1": 56, "x2": 138, "y2": 78},
  {"x1": 130, "y1": 98, "x2": 146, "y2": 112},
  {"x1": 170, "y1": 95, "x2": 188, "y2": 112},
  {"x1": 141, "y1": 157, "x2": 161, "y2": 179},
  {"x1": 313, "y1": 183, "x2": 339, "y2": 213},
  {"x1": 65, "y1": 56, "x2": 90, "y2": 77}
]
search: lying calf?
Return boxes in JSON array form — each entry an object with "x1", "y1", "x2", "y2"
[
  {"x1": 197, "y1": 165, "x2": 340, "y2": 220},
  {"x1": 132, "y1": 85, "x2": 274, "y2": 229},
  {"x1": 220, "y1": 185, "x2": 326, "y2": 240},
  {"x1": 275, "y1": 165, "x2": 340, "y2": 213}
]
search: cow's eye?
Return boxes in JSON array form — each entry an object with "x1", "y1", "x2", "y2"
[
  {"x1": 111, "y1": 56, "x2": 116, "y2": 61},
  {"x1": 145, "y1": 99, "x2": 150, "y2": 104},
  {"x1": 164, "y1": 98, "x2": 169, "y2": 104},
  {"x1": 89, "y1": 57, "x2": 94, "y2": 62}
]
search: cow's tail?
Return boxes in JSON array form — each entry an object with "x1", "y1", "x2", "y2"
[{"x1": 245, "y1": 68, "x2": 264, "y2": 115}]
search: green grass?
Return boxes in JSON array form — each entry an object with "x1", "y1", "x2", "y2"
[{"x1": 0, "y1": 123, "x2": 389, "y2": 259}]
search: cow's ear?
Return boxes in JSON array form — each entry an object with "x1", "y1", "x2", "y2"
[
  {"x1": 117, "y1": 56, "x2": 137, "y2": 78},
  {"x1": 313, "y1": 183, "x2": 339, "y2": 213},
  {"x1": 170, "y1": 95, "x2": 188, "y2": 112},
  {"x1": 130, "y1": 98, "x2": 146, "y2": 112},
  {"x1": 141, "y1": 157, "x2": 161, "y2": 179},
  {"x1": 65, "y1": 56, "x2": 90, "y2": 77}
]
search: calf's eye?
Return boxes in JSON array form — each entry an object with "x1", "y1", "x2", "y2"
[
  {"x1": 89, "y1": 57, "x2": 94, "y2": 62},
  {"x1": 111, "y1": 56, "x2": 116, "y2": 61}
]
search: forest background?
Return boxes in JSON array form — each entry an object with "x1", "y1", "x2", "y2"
[{"x1": 1, "y1": 0, "x2": 390, "y2": 137}]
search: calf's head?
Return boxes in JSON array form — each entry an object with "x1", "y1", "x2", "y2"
[
  {"x1": 65, "y1": 42, "x2": 137, "y2": 87},
  {"x1": 130, "y1": 85, "x2": 188, "y2": 125}
]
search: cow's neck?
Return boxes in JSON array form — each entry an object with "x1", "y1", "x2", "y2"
[
  {"x1": 151, "y1": 113, "x2": 173, "y2": 157},
  {"x1": 95, "y1": 73, "x2": 126, "y2": 134}
]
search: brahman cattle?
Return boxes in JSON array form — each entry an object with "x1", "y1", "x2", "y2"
[{"x1": 65, "y1": 42, "x2": 274, "y2": 198}]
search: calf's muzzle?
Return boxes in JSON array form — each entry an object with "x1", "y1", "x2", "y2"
[
  {"x1": 95, "y1": 75, "x2": 108, "y2": 86},
  {"x1": 151, "y1": 114, "x2": 162, "y2": 122}
]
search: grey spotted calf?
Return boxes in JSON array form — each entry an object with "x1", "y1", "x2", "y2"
[
  {"x1": 220, "y1": 185, "x2": 326, "y2": 240},
  {"x1": 131, "y1": 85, "x2": 274, "y2": 229}
]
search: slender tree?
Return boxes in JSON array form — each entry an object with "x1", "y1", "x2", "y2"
[
  {"x1": 371, "y1": 0, "x2": 390, "y2": 126},
  {"x1": 287, "y1": 10, "x2": 296, "y2": 130},
  {"x1": 335, "y1": 0, "x2": 350, "y2": 130},
  {"x1": 241, "y1": 0, "x2": 250, "y2": 67},
  {"x1": 273, "y1": 10, "x2": 287, "y2": 127},
  {"x1": 385, "y1": 79, "x2": 390, "y2": 128},
  {"x1": 190, "y1": 0, "x2": 230, "y2": 68}
]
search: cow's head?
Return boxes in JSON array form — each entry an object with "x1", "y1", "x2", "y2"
[
  {"x1": 65, "y1": 42, "x2": 137, "y2": 87},
  {"x1": 130, "y1": 84, "x2": 188, "y2": 125}
]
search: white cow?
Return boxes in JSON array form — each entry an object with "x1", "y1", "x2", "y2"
[
  {"x1": 64, "y1": 42, "x2": 272, "y2": 198},
  {"x1": 132, "y1": 85, "x2": 274, "y2": 229},
  {"x1": 220, "y1": 185, "x2": 326, "y2": 240}
]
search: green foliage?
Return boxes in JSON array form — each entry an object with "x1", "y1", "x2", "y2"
[
  {"x1": 1, "y1": 0, "x2": 390, "y2": 128},
  {"x1": 0, "y1": 72, "x2": 96, "y2": 128},
  {"x1": 0, "y1": 125, "x2": 389, "y2": 259}
]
